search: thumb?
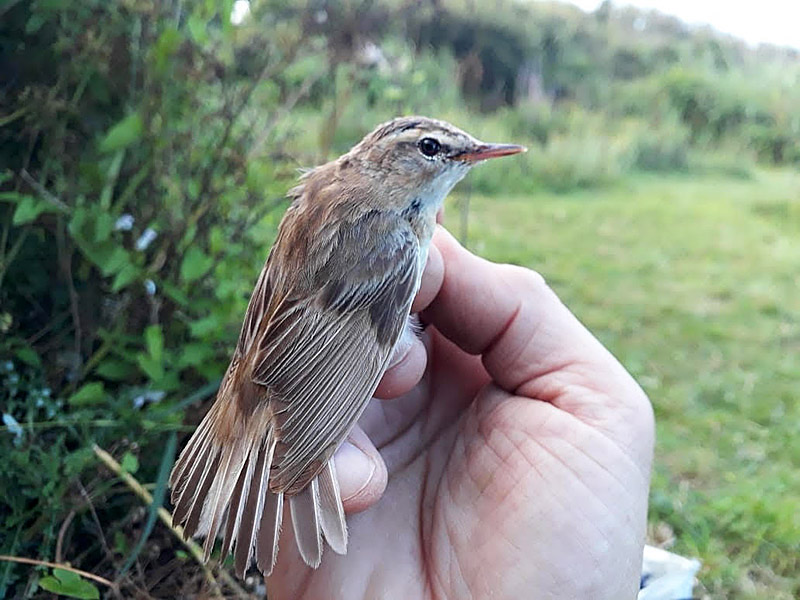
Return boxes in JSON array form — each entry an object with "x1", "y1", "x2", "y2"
[
  {"x1": 333, "y1": 425, "x2": 387, "y2": 513},
  {"x1": 424, "y1": 227, "x2": 652, "y2": 448}
]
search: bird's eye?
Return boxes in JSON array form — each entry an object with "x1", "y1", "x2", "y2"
[{"x1": 418, "y1": 137, "x2": 442, "y2": 158}]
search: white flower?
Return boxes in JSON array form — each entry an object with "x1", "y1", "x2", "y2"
[
  {"x1": 115, "y1": 214, "x2": 135, "y2": 231},
  {"x1": 3, "y1": 413, "x2": 23, "y2": 444},
  {"x1": 144, "y1": 279, "x2": 157, "y2": 296},
  {"x1": 135, "y1": 227, "x2": 157, "y2": 251},
  {"x1": 133, "y1": 390, "x2": 165, "y2": 409},
  {"x1": 231, "y1": 0, "x2": 250, "y2": 25}
]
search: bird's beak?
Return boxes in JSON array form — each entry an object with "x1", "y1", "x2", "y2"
[{"x1": 456, "y1": 143, "x2": 527, "y2": 163}]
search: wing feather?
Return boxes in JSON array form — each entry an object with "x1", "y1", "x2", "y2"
[
  {"x1": 237, "y1": 260, "x2": 273, "y2": 355},
  {"x1": 249, "y1": 211, "x2": 420, "y2": 493}
]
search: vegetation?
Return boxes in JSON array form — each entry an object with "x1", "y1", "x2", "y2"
[{"x1": 1, "y1": 0, "x2": 797, "y2": 597}]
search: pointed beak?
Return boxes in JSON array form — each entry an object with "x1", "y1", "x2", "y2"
[{"x1": 456, "y1": 142, "x2": 527, "y2": 163}]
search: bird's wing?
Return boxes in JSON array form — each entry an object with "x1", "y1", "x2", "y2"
[
  {"x1": 170, "y1": 208, "x2": 420, "y2": 574},
  {"x1": 236, "y1": 252, "x2": 274, "y2": 357},
  {"x1": 248, "y1": 209, "x2": 420, "y2": 493}
]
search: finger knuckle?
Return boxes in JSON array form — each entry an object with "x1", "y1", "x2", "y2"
[{"x1": 499, "y1": 263, "x2": 548, "y2": 296}]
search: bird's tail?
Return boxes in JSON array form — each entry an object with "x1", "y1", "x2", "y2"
[{"x1": 169, "y1": 398, "x2": 347, "y2": 577}]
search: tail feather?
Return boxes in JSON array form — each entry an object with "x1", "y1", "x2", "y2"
[
  {"x1": 171, "y1": 411, "x2": 220, "y2": 524},
  {"x1": 170, "y1": 402, "x2": 350, "y2": 577},
  {"x1": 221, "y1": 445, "x2": 255, "y2": 557},
  {"x1": 256, "y1": 488, "x2": 284, "y2": 575},
  {"x1": 317, "y1": 460, "x2": 348, "y2": 554},
  {"x1": 169, "y1": 424, "x2": 211, "y2": 500},
  {"x1": 182, "y1": 448, "x2": 222, "y2": 537},
  {"x1": 233, "y1": 434, "x2": 274, "y2": 577},
  {"x1": 290, "y1": 478, "x2": 322, "y2": 568},
  {"x1": 200, "y1": 439, "x2": 250, "y2": 561}
]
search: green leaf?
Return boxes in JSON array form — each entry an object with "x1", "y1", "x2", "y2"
[
  {"x1": 52, "y1": 570, "x2": 84, "y2": 587},
  {"x1": 64, "y1": 448, "x2": 94, "y2": 477},
  {"x1": 189, "y1": 315, "x2": 221, "y2": 338},
  {"x1": 161, "y1": 282, "x2": 189, "y2": 306},
  {"x1": 93, "y1": 212, "x2": 114, "y2": 242},
  {"x1": 68, "y1": 382, "x2": 105, "y2": 406},
  {"x1": 187, "y1": 15, "x2": 209, "y2": 44},
  {"x1": 120, "y1": 451, "x2": 139, "y2": 474},
  {"x1": 99, "y1": 150, "x2": 125, "y2": 210},
  {"x1": 180, "y1": 246, "x2": 213, "y2": 282},
  {"x1": 70, "y1": 230, "x2": 133, "y2": 277},
  {"x1": 137, "y1": 354, "x2": 164, "y2": 382},
  {"x1": 39, "y1": 577, "x2": 67, "y2": 595},
  {"x1": 95, "y1": 358, "x2": 137, "y2": 381},
  {"x1": 93, "y1": 246, "x2": 131, "y2": 276},
  {"x1": 102, "y1": 246, "x2": 132, "y2": 276},
  {"x1": 152, "y1": 28, "x2": 182, "y2": 73},
  {"x1": 284, "y1": 54, "x2": 324, "y2": 83},
  {"x1": 39, "y1": 568, "x2": 99, "y2": 599},
  {"x1": 68, "y1": 205, "x2": 88, "y2": 235},
  {"x1": 144, "y1": 325, "x2": 164, "y2": 362},
  {"x1": 0, "y1": 191, "x2": 33, "y2": 203},
  {"x1": 99, "y1": 113, "x2": 143, "y2": 153},
  {"x1": 69, "y1": 209, "x2": 134, "y2": 276},
  {"x1": 25, "y1": 14, "x2": 45, "y2": 34},
  {"x1": 12, "y1": 196, "x2": 48, "y2": 225},
  {"x1": 153, "y1": 370, "x2": 180, "y2": 392},
  {"x1": 14, "y1": 346, "x2": 41, "y2": 368},
  {"x1": 208, "y1": 226, "x2": 225, "y2": 254},
  {"x1": 111, "y1": 263, "x2": 139, "y2": 292},
  {"x1": 177, "y1": 343, "x2": 215, "y2": 368},
  {"x1": 113, "y1": 531, "x2": 129, "y2": 555}
]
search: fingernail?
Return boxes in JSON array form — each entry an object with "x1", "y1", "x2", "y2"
[{"x1": 335, "y1": 441, "x2": 375, "y2": 502}]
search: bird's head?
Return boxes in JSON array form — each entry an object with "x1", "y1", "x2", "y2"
[{"x1": 343, "y1": 116, "x2": 526, "y2": 208}]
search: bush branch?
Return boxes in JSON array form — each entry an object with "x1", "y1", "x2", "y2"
[{"x1": 0, "y1": 554, "x2": 118, "y2": 592}]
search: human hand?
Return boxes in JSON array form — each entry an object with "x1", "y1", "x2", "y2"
[{"x1": 266, "y1": 226, "x2": 654, "y2": 600}]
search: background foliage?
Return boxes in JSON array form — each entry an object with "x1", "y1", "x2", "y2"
[{"x1": 1, "y1": 0, "x2": 798, "y2": 597}]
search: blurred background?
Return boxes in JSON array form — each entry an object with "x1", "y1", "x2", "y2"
[{"x1": 1, "y1": 0, "x2": 798, "y2": 598}]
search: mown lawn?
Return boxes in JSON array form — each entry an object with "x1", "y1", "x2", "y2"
[{"x1": 451, "y1": 170, "x2": 800, "y2": 599}]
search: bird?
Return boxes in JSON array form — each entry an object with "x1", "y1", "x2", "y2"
[{"x1": 168, "y1": 116, "x2": 526, "y2": 577}]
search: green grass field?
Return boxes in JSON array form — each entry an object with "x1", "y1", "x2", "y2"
[{"x1": 452, "y1": 170, "x2": 800, "y2": 599}]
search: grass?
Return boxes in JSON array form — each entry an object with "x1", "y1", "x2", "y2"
[{"x1": 450, "y1": 169, "x2": 800, "y2": 598}]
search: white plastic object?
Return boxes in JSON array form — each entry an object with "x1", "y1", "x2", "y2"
[{"x1": 638, "y1": 544, "x2": 701, "y2": 600}]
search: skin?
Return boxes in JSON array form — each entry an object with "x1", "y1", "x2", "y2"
[{"x1": 265, "y1": 227, "x2": 655, "y2": 599}]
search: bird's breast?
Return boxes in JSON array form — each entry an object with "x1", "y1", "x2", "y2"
[{"x1": 405, "y1": 202, "x2": 437, "y2": 246}]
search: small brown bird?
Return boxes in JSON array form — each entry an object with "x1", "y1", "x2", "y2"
[{"x1": 169, "y1": 116, "x2": 525, "y2": 577}]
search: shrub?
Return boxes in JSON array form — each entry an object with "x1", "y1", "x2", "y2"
[
  {"x1": 623, "y1": 117, "x2": 691, "y2": 172},
  {"x1": 0, "y1": 0, "x2": 324, "y2": 594},
  {"x1": 530, "y1": 132, "x2": 631, "y2": 192}
]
